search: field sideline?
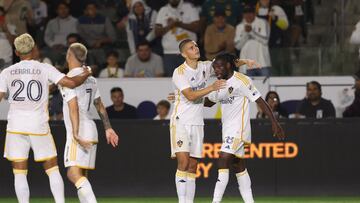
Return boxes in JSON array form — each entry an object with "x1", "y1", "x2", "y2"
[{"x1": 0, "y1": 197, "x2": 359, "y2": 203}]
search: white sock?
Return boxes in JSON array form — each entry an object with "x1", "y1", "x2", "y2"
[
  {"x1": 236, "y1": 169, "x2": 254, "y2": 203},
  {"x1": 13, "y1": 169, "x2": 30, "y2": 203},
  {"x1": 46, "y1": 166, "x2": 65, "y2": 203},
  {"x1": 186, "y1": 172, "x2": 196, "y2": 203},
  {"x1": 75, "y1": 177, "x2": 97, "y2": 203},
  {"x1": 212, "y1": 169, "x2": 229, "y2": 203},
  {"x1": 175, "y1": 170, "x2": 187, "y2": 203}
]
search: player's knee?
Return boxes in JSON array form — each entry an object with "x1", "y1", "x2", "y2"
[
  {"x1": 67, "y1": 168, "x2": 81, "y2": 184},
  {"x1": 232, "y1": 159, "x2": 246, "y2": 173},
  {"x1": 177, "y1": 159, "x2": 189, "y2": 171}
]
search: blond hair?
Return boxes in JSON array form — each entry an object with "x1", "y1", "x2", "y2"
[
  {"x1": 68, "y1": 43, "x2": 88, "y2": 64},
  {"x1": 14, "y1": 33, "x2": 35, "y2": 55}
]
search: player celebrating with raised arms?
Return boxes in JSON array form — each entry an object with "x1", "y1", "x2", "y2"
[
  {"x1": 171, "y1": 39, "x2": 259, "y2": 203},
  {"x1": 59, "y1": 43, "x2": 119, "y2": 203},
  {"x1": 206, "y1": 53, "x2": 285, "y2": 203},
  {"x1": 0, "y1": 34, "x2": 91, "y2": 203}
]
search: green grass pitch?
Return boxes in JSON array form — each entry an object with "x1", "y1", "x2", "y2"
[{"x1": 0, "y1": 197, "x2": 360, "y2": 203}]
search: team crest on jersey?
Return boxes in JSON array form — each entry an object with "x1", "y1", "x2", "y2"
[
  {"x1": 177, "y1": 140, "x2": 183, "y2": 147},
  {"x1": 224, "y1": 136, "x2": 234, "y2": 144},
  {"x1": 228, "y1": 87, "x2": 234, "y2": 94}
]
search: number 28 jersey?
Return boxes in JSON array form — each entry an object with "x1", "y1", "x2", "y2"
[
  {"x1": 59, "y1": 68, "x2": 100, "y2": 141},
  {"x1": 0, "y1": 60, "x2": 65, "y2": 135}
]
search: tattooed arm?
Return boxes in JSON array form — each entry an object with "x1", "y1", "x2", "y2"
[{"x1": 94, "y1": 97, "x2": 119, "y2": 147}]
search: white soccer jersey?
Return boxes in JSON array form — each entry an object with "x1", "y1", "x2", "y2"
[
  {"x1": 60, "y1": 68, "x2": 100, "y2": 142},
  {"x1": 171, "y1": 61, "x2": 213, "y2": 125},
  {"x1": 208, "y1": 72, "x2": 261, "y2": 143},
  {"x1": 0, "y1": 60, "x2": 65, "y2": 134}
]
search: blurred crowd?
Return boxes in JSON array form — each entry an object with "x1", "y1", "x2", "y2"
[{"x1": 0, "y1": 0, "x2": 315, "y2": 77}]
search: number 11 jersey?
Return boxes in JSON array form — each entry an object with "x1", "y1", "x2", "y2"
[{"x1": 0, "y1": 60, "x2": 65, "y2": 135}]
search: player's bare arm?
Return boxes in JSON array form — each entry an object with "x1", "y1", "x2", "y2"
[
  {"x1": 256, "y1": 97, "x2": 285, "y2": 140},
  {"x1": 68, "y1": 97, "x2": 93, "y2": 149},
  {"x1": 94, "y1": 97, "x2": 119, "y2": 147},
  {"x1": 182, "y1": 80, "x2": 226, "y2": 102},
  {"x1": 234, "y1": 59, "x2": 261, "y2": 69},
  {"x1": 58, "y1": 67, "x2": 92, "y2": 88}
]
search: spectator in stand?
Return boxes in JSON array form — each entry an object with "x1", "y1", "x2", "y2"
[
  {"x1": 78, "y1": 2, "x2": 116, "y2": 49},
  {"x1": 343, "y1": 70, "x2": 360, "y2": 117},
  {"x1": 0, "y1": 6, "x2": 16, "y2": 70},
  {"x1": 33, "y1": 45, "x2": 52, "y2": 65},
  {"x1": 154, "y1": 100, "x2": 171, "y2": 120},
  {"x1": 0, "y1": 0, "x2": 33, "y2": 35},
  {"x1": 28, "y1": 0, "x2": 47, "y2": 46},
  {"x1": 284, "y1": 0, "x2": 307, "y2": 46},
  {"x1": 44, "y1": 2, "x2": 78, "y2": 64},
  {"x1": 256, "y1": 0, "x2": 289, "y2": 48},
  {"x1": 257, "y1": 91, "x2": 288, "y2": 118},
  {"x1": 204, "y1": 9, "x2": 235, "y2": 60},
  {"x1": 98, "y1": 50, "x2": 125, "y2": 78},
  {"x1": 126, "y1": 0, "x2": 157, "y2": 55},
  {"x1": 234, "y1": 5, "x2": 271, "y2": 76},
  {"x1": 200, "y1": 0, "x2": 242, "y2": 28},
  {"x1": 125, "y1": 41, "x2": 164, "y2": 77},
  {"x1": 47, "y1": 0, "x2": 89, "y2": 18},
  {"x1": 350, "y1": 20, "x2": 360, "y2": 59},
  {"x1": 106, "y1": 87, "x2": 138, "y2": 119},
  {"x1": 296, "y1": 81, "x2": 336, "y2": 118},
  {"x1": 44, "y1": 2, "x2": 78, "y2": 50},
  {"x1": 155, "y1": 0, "x2": 199, "y2": 76}
]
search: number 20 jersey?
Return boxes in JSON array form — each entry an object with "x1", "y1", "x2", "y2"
[
  {"x1": 0, "y1": 60, "x2": 65, "y2": 135},
  {"x1": 59, "y1": 68, "x2": 100, "y2": 142}
]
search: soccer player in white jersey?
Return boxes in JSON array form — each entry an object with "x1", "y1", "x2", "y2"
[
  {"x1": 59, "y1": 43, "x2": 119, "y2": 203},
  {"x1": 205, "y1": 53, "x2": 285, "y2": 203},
  {"x1": 0, "y1": 34, "x2": 91, "y2": 203},
  {"x1": 171, "y1": 39, "x2": 259, "y2": 203}
]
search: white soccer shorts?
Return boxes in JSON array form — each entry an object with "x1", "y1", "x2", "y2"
[
  {"x1": 64, "y1": 139, "x2": 97, "y2": 170},
  {"x1": 170, "y1": 120, "x2": 204, "y2": 159},
  {"x1": 4, "y1": 132, "x2": 57, "y2": 162},
  {"x1": 220, "y1": 131, "x2": 251, "y2": 158}
]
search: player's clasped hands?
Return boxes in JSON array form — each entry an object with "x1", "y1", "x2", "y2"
[{"x1": 211, "y1": 79, "x2": 227, "y2": 91}]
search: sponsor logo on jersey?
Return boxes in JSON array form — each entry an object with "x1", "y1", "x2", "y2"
[{"x1": 228, "y1": 86, "x2": 233, "y2": 94}]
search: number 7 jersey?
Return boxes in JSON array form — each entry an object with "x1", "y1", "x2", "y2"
[
  {"x1": 59, "y1": 67, "x2": 100, "y2": 142},
  {"x1": 0, "y1": 60, "x2": 65, "y2": 135}
]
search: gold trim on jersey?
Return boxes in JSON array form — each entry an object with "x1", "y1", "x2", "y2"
[
  {"x1": 6, "y1": 130, "x2": 49, "y2": 136},
  {"x1": 236, "y1": 169, "x2": 248, "y2": 177},
  {"x1": 45, "y1": 166, "x2": 59, "y2": 175},
  {"x1": 74, "y1": 165, "x2": 95, "y2": 170},
  {"x1": 177, "y1": 64, "x2": 186, "y2": 75},
  {"x1": 239, "y1": 97, "x2": 246, "y2": 141},
  {"x1": 234, "y1": 72, "x2": 250, "y2": 86},
  {"x1": 170, "y1": 90, "x2": 181, "y2": 154},
  {"x1": 75, "y1": 176, "x2": 87, "y2": 188},
  {"x1": 6, "y1": 157, "x2": 28, "y2": 162},
  {"x1": 13, "y1": 169, "x2": 28, "y2": 175},
  {"x1": 70, "y1": 139, "x2": 77, "y2": 161},
  {"x1": 35, "y1": 155, "x2": 57, "y2": 162},
  {"x1": 218, "y1": 169, "x2": 229, "y2": 173}
]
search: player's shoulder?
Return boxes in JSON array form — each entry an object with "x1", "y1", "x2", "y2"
[
  {"x1": 173, "y1": 63, "x2": 186, "y2": 76},
  {"x1": 232, "y1": 72, "x2": 252, "y2": 87}
]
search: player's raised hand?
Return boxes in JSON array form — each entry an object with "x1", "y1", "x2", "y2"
[
  {"x1": 167, "y1": 92, "x2": 175, "y2": 103},
  {"x1": 235, "y1": 59, "x2": 261, "y2": 69},
  {"x1": 272, "y1": 122, "x2": 285, "y2": 140},
  {"x1": 106, "y1": 128, "x2": 119, "y2": 147},
  {"x1": 211, "y1": 79, "x2": 227, "y2": 91}
]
